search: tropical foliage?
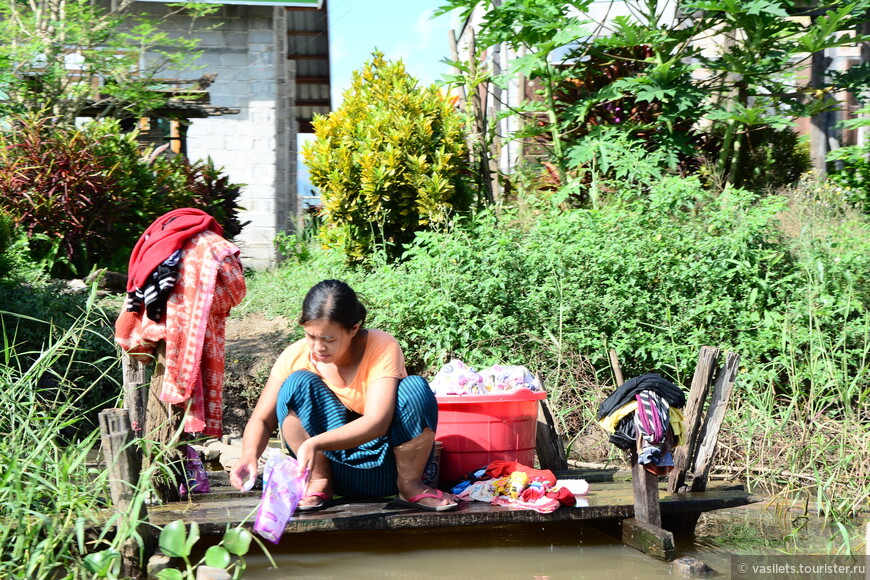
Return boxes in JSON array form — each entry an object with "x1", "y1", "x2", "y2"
[
  {"x1": 304, "y1": 52, "x2": 473, "y2": 261},
  {"x1": 438, "y1": 0, "x2": 869, "y2": 194},
  {"x1": 0, "y1": 115, "x2": 246, "y2": 277}
]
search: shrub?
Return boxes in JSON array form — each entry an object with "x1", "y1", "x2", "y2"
[
  {"x1": 0, "y1": 115, "x2": 247, "y2": 277},
  {"x1": 732, "y1": 126, "x2": 811, "y2": 192},
  {"x1": 0, "y1": 280, "x2": 120, "y2": 422},
  {"x1": 256, "y1": 165, "x2": 868, "y2": 418},
  {"x1": 151, "y1": 155, "x2": 249, "y2": 239},
  {"x1": 0, "y1": 213, "x2": 47, "y2": 284},
  {"x1": 0, "y1": 116, "x2": 132, "y2": 276},
  {"x1": 303, "y1": 52, "x2": 472, "y2": 262}
]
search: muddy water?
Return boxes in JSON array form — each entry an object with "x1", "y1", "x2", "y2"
[
  {"x1": 242, "y1": 521, "x2": 676, "y2": 579},
  {"x1": 240, "y1": 503, "x2": 863, "y2": 579}
]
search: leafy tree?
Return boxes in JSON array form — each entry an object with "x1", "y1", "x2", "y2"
[
  {"x1": 438, "y1": 0, "x2": 870, "y2": 194},
  {"x1": 0, "y1": 0, "x2": 216, "y2": 124},
  {"x1": 684, "y1": 0, "x2": 866, "y2": 183},
  {"x1": 440, "y1": 0, "x2": 594, "y2": 186},
  {"x1": 303, "y1": 52, "x2": 473, "y2": 262}
]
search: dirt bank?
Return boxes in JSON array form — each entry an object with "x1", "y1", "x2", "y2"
[{"x1": 222, "y1": 313, "x2": 296, "y2": 436}]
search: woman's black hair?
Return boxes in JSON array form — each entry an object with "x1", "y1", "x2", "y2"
[{"x1": 298, "y1": 279, "x2": 367, "y2": 330}]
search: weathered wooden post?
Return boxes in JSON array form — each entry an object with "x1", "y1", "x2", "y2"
[
  {"x1": 689, "y1": 352, "x2": 740, "y2": 492},
  {"x1": 609, "y1": 348, "x2": 625, "y2": 386},
  {"x1": 127, "y1": 341, "x2": 185, "y2": 503},
  {"x1": 608, "y1": 348, "x2": 676, "y2": 559},
  {"x1": 622, "y1": 444, "x2": 676, "y2": 560},
  {"x1": 669, "y1": 346, "x2": 720, "y2": 493},
  {"x1": 122, "y1": 354, "x2": 148, "y2": 438},
  {"x1": 98, "y1": 408, "x2": 153, "y2": 579}
]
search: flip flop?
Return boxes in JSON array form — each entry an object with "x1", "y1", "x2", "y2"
[
  {"x1": 394, "y1": 489, "x2": 458, "y2": 512},
  {"x1": 296, "y1": 491, "x2": 332, "y2": 512}
]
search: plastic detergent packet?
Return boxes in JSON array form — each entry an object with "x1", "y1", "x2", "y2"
[
  {"x1": 179, "y1": 444, "x2": 210, "y2": 496},
  {"x1": 253, "y1": 449, "x2": 306, "y2": 543}
]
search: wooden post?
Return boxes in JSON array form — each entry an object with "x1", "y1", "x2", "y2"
[
  {"x1": 608, "y1": 347, "x2": 674, "y2": 558},
  {"x1": 809, "y1": 46, "x2": 831, "y2": 179},
  {"x1": 609, "y1": 348, "x2": 625, "y2": 386},
  {"x1": 122, "y1": 354, "x2": 148, "y2": 438},
  {"x1": 690, "y1": 352, "x2": 740, "y2": 492},
  {"x1": 631, "y1": 448, "x2": 662, "y2": 527},
  {"x1": 98, "y1": 408, "x2": 152, "y2": 579},
  {"x1": 622, "y1": 445, "x2": 676, "y2": 560},
  {"x1": 668, "y1": 346, "x2": 720, "y2": 493},
  {"x1": 143, "y1": 341, "x2": 186, "y2": 503}
]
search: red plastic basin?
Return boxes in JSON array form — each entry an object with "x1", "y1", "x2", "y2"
[{"x1": 434, "y1": 389, "x2": 547, "y2": 483}]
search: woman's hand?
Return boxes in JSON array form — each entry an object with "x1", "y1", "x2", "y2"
[
  {"x1": 229, "y1": 455, "x2": 258, "y2": 491},
  {"x1": 295, "y1": 437, "x2": 319, "y2": 486}
]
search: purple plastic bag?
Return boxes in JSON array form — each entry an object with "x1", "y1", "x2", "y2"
[
  {"x1": 253, "y1": 450, "x2": 306, "y2": 543},
  {"x1": 179, "y1": 444, "x2": 211, "y2": 495}
]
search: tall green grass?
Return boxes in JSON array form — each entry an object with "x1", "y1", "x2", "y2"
[
  {"x1": 0, "y1": 290, "x2": 119, "y2": 578},
  {"x1": 721, "y1": 186, "x2": 870, "y2": 524}
]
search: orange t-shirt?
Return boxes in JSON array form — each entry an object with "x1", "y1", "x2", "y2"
[{"x1": 269, "y1": 329, "x2": 407, "y2": 415}]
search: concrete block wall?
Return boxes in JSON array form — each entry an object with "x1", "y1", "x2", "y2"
[{"x1": 134, "y1": 2, "x2": 295, "y2": 270}]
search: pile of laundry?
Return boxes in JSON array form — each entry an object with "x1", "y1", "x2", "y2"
[
  {"x1": 597, "y1": 373, "x2": 686, "y2": 475},
  {"x1": 430, "y1": 359, "x2": 543, "y2": 396},
  {"x1": 451, "y1": 460, "x2": 588, "y2": 514}
]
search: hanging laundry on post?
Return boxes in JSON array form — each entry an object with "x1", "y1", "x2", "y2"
[
  {"x1": 124, "y1": 208, "x2": 222, "y2": 322},
  {"x1": 597, "y1": 373, "x2": 686, "y2": 475},
  {"x1": 115, "y1": 208, "x2": 246, "y2": 439}
]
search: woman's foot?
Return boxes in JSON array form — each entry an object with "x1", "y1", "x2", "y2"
[
  {"x1": 397, "y1": 481, "x2": 456, "y2": 510},
  {"x1": 299, "y1": 477, "x2": 333, "y2": 509}
]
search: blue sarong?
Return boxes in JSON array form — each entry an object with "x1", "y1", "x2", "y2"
[{"x1": 276, "y1": 369, "x2": 437, "y2": 497}]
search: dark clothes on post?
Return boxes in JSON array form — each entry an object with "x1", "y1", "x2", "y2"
[
  {"x1": 596, "y1": 372, "x2": 685, "y2": 420},
  {"x1": 597, "y1": 373, "x2": 685, "y2": 475},
  {"x1": 125, "y1": 250, "x2": 181, "y2": 322}
]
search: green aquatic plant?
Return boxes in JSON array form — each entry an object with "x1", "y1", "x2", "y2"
[{"x1": 148, "y1": 521, "x2": 255, "y2": 580}]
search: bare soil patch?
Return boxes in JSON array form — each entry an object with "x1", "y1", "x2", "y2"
[{"x1": 222, "y1": 313, "x2": 296, "y2": 437}]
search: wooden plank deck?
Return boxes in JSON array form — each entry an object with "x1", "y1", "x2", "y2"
[{"x1": 147, "y1": 469, "x2": 760, "y2": 537}]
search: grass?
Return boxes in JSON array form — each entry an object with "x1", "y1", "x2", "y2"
[
  {"x1": 0, "y1": 289, "x2": 115, "y2": 578},
  {"x1": 0, "y1": 288, "x2": 265, "y2": 578}
]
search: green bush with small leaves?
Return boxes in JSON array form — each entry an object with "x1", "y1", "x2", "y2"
[
  {"x1": 303, "y1": 52, "x2": 472, "y2": 262},
  {"x1": 251, "y1": 168, "x2": 868, "y2": 418}
]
